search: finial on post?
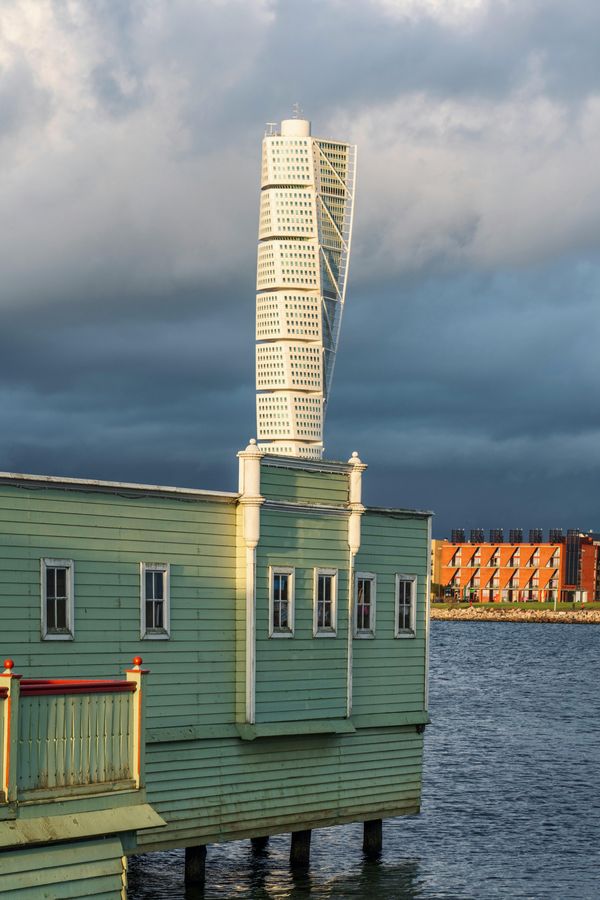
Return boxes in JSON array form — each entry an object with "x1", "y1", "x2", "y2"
[{"x1": 3, "y1": 659, "x2": 14, "y2": 674}]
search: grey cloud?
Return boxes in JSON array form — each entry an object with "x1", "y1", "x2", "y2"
[
  {"x1": 3, "y1": 0, "x2": 600, "y2": 540},
  {"x1": 0, "y1": 57, "x2": 51, "y2": 142},
  {"x1": 90, "y1": 62, "x2": 149, "y2": 117}
]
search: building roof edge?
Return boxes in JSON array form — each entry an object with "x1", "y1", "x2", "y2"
[{"x1": 0, "y1": 471, "x2": 239, "y2": 503}]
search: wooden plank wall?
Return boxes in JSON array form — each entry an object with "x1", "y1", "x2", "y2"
[
  {"x1": 260, "y1": 467, "x2": 348, "y2": 505},
  {"x1": 255, "y1": 508, "x2": 349, "y2": 723},
  {"x1": 0, "y1": 484, "x2": 237, "y2": 733},
  {"x1": 0, "y1": 836, "x2": 126, "y2": 899},
  {"x1": 353, "y1": 512, "x2": 429, "y2": 718},
  {"x1": 139, "y1": 727, "x2": 423, "y2": 851}
]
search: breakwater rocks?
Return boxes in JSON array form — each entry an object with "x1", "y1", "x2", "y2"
[{"x1": 430, "y1": 606, "x2": 600, "y2": 624}]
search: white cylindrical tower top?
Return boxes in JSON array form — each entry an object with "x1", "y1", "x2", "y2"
[{"x1": 281, "y1": 118, "x2": 311, "y2": 137}]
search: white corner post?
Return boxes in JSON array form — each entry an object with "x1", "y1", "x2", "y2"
[
  {"x1": 425, "y1": 516, "x2": 432, "y2": 713},
  {"x1": 0, "y1": 659, "x2": 21, "y2": 803},
  {"x1": 347, "y1": 451, "x2": 367, "y2": 718},
  {"x1": 125, "y1": 656, "x2": 149, "y2": 789},
  {"x1": 237, "y1": 439, "x2": 264, "y2": 724}
]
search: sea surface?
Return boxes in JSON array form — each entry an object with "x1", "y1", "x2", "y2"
[{"x1": 128, "y1": 622, "x2": 600, "y2": 899}]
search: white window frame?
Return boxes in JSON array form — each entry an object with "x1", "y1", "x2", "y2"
[
  {"x1": 395, "y1": 574, "x2": 417, "y2": 638},
  {"x1": 269, "y1": 566, "x2": 295, "y2": 637},
  {"x1": 41, "y1": 558, "x2": 75, "y2": 641},
  {"x1": 354, "y1": 572, "x2": 376, "y2": 638},
  {"x1": 313, "y1": 568, "x2": 338, "y2": 637},
  {"x1": 140, "y1": 562, "x2": 170, "y2": 640}
]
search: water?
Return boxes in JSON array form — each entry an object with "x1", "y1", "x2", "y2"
[{"x1": 128, "y1": 622, "x2": 600, "y2": 899}]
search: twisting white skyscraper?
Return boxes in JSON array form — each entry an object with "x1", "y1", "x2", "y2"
[{"x1": 256, "y1": 114, "x2": 356, "y2": 459}]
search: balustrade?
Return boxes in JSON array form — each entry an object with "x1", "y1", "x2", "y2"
[{"x1": 0, "y1": 657, "x2": 148, "y2": 804}]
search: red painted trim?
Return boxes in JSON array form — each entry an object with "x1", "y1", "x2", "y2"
[
  {"x1": 20, "y1": 679, "x2": 136, "y2": 697},
  {"x1": 0, "y1": 687, "x2": 8, "y2": 699}
]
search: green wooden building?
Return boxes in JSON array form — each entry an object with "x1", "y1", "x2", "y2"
[{"x1": 0, "y1": 442, "x2": 431, "y2": 896}]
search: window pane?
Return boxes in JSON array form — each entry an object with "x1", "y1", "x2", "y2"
[
  {"x1": 145, "y1": 571, "x2": 154, "y2": 600},
  {"x1": 56, "y1": 568, "x2": 67, "y2": 598},
  {"x1": 55, "y1": 596, "x2": 67, "y2": 630},
  {"x1": 154, "y1": 599, "x2": 163, "y2": 628},
  {"x1": 317, "y1": 600, "x2": 325, "y2": 627},
  {"x1": 397, "y1": 579, "x2": 413, "y2": 632},
  {"x1": 45, "y1": 566, "x2": 70, "y2": 633},
  {"x1": 146, "y1": 599, "x2": 154, "y2": 628},
  {"x1": 279, "y1": 574, "x2": 288, "y2": 603},
  {"x1": 357, "y1": 578, "x2": 373, "y2": 632},
  {"x1": 362, "y1": 602, "x2": 370, "y2": 630},
  {"x1": 47, "y1": 596, "x2": 56, "y2": 630}
]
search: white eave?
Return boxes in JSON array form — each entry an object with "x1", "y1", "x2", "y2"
[
  {"x1": 261, "y1": 454, "x2": 354, "y2": 474},
  {"x1": 367, "y1": 505, "x2": 434, "y2": 519},
  {"x1": 0, "y1": 470, "x2": 239, "y2": 504}
]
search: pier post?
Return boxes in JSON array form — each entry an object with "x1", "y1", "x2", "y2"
[
  {"x1": 184, "y1": 845, "x2": 206, "y2": 885},
  {"x1": 363, "y1": 819, "x2": 382, "y2": 858},
  {"x1": 251, "y1": 836, "x2": 269, "y2": 852},
  {"x1": 290, "y1": 829, "x2": 311, "y2": 869}
]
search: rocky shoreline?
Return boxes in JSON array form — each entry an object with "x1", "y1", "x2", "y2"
[{"x1": 430, "y1": 606, "x2": 600, "y2": 624}]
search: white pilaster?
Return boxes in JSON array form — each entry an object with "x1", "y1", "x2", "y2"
[
  {"x1": 346, "y1": 451, "x2": 367, "y2": 717},
  {"x1": 237, "y1": 439, "x2": 264, "y2": 724}
]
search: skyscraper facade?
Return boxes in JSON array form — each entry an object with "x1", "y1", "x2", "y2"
[{"x1": 256, "y1": 115, "x2": 356, "y2": 458}]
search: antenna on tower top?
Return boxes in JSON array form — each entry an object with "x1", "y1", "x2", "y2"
[{"x1": 292, "y1": 102, "x2": 303, "y2": 119}]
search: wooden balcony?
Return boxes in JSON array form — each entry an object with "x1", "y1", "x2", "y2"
[{"x1": 1, "y1": 657, "x2": 148, "y2": 805}]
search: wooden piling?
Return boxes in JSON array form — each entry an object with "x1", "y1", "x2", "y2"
[
  {"x1": 251, "y1": 836, "x2": 269, "y2": 852},
  {"x1": 290, "y1": 829, "x2": 311, "y2": 868},
  {"x1": 184, "y1": 845, "x2": 206, "y2": 885},
  {"x1": 363, "y1": 819, "x2": 382, "y2": 858}
]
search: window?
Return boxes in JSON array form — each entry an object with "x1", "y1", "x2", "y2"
[
  {"x1": 395, "y1": 574, "x2": 417, "y2": 638},
  {"x1": 41, "y1": 558, "x2": 74, "y2": 640},
  {"x1": 269, "y1": 567, "x2": 294, "y2": 637},
  {"x1": 140, "y1": 563, "x2": 170, "y2": 639},
  {"x1": 313, "y1": 568, "x2": 337, "y2": 636},
  {"x1": 354, "y1": 573, "x2": 376, "y2": 637}
]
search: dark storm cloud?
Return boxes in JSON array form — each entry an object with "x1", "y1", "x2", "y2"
[{"x1": 3, "y1": 0, "x2": 600, "y2": 537}]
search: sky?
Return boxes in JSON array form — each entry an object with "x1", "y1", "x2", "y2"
[{"x1": 2, "y1": 0, "x2": 600, "y2": 537}]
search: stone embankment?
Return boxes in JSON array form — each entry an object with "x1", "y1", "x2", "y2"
[{"x1": 430, "y1": 606, "x2": 600, "y2": 624}]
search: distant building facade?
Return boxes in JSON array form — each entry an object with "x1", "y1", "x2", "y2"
[{"x1": 432, "y1": 529, "x2": 600, "y2": 602}]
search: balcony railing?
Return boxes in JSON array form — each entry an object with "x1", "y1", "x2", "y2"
[{"x1": 1, "y1": 657, "x2": 148, "y2": 804}]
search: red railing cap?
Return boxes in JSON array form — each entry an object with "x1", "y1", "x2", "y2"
[{"x1": 21, "y1": 679, "x2": 136, "y2": 696}]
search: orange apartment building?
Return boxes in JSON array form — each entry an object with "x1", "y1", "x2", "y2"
[{"x1": 432, "y1": 529, "x2": 600, "y2": 603}]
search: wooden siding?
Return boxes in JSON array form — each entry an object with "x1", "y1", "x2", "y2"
[
  {"x1": 352, "y1": 513, "x2": 429, "y2": 718},
  {"x1": 260, "y1": 465, "x2": 349, "y2": 506},
  {"x1": 255, "y1": 509, "x2": 349, "y2": 723},
  {"x1": 138, "y1": 727, "x2": 423, "y2": 850},
  {"x1": 0, "y1": 484, "x2": 237, "y2": 733},
  {"x1": 0, "y1": 836, "x2": 126, "y2": 899}
]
